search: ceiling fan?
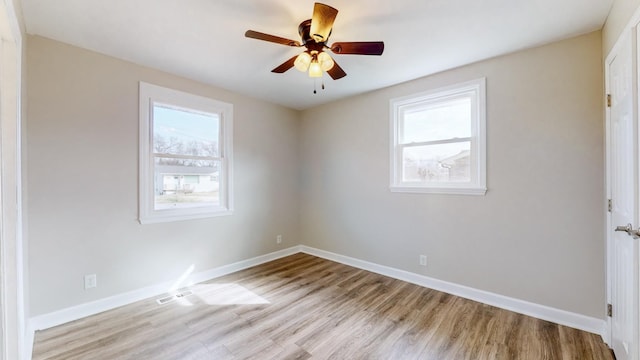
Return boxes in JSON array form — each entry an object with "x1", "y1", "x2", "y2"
[{"x1": 245, "y1": 2, "x2": 384, "y2": 81}]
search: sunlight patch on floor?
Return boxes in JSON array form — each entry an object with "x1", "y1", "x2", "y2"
[{"x1": 175, "y1": 283, "x2": 270, "y2": 306}]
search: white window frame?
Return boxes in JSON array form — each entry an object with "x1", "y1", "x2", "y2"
[
  {"x1": 390, "y1": 78, "x2": 487, "y2": 195},
  {"x1": 139, "y1": 82, "x2": 233, "y2": 223}
]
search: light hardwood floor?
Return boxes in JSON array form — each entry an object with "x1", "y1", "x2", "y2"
[{"x1": 32, "y1": 253, "x2": 614, "y2": 359}]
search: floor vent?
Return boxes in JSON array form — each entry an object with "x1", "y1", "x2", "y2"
[
  {"x1": 176, "y1": 290, "x2": 193, "y2": 298},
  {"x1": 156, "y1": 289, "x2": 194, "y2": 305}
]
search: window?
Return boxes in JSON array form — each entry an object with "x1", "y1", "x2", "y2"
[
  {"x1": 390, "y1": 78, "x2": 486, "y2": 195},
  {"x1": 139, "y1": 82, "x2": 233, "y2": 223}
]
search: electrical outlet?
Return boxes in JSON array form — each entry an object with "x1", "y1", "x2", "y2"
[
  {"x1": 419, "y1": 255, "x2": 427, "y2": 267},
  {"x1": 84, "y1": 274, "x2": 97, "y2": 289},
  {"x1": 276, "y1": 235, "x2": 282, "y2": 244}
]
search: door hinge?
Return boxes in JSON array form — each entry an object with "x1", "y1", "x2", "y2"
[
  {"x1": 608, "y1": 199, "x2": 612, "y2": 212},
  {"x1": 607, "y1": 303, "x2": 612, "y2": 317},
  {"x1": 607, "y1": 94, "x2": 612, "y2": 107}
]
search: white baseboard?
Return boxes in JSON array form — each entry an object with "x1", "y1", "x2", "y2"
[
  {"x1": 300, "y1": 246, "x2": 607, "y2": 337},
  {"x1": 28, "y1": 244, "x2": 607, "y2": 356},
  {"x1": 23, "y1": 321, "x2": 34, "y2": 360},
  {"x1": 601, "y1": 319, "x2": 611, "y2": 345},
  {"x1": 29, "y1": 246, "x2": 302, "y2": 332}
]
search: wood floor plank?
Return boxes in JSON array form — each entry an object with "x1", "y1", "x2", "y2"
[{"x1": 32, "y1": 254, "x2": 614, "y2": 360}]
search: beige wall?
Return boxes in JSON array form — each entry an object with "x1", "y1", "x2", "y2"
[
  {"x1": 300, "y1": 31, "x2": 605, "y2": 317},
  {"x1": 603, "y1": 0, "x2": 640, "y2": 54},
  {"x1": 26, "y1": 36, "x2": 301, "y2": 316},
  {"x1": 27, "y1": 30, "x2": 606, "y2": 320}
]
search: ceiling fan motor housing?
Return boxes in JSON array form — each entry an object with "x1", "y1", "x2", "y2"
[{"x1": 298, "y1": 19, "x2": 329, "y2": 52}]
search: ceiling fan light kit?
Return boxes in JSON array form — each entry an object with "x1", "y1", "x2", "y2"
[
  {"x1": 294, "y1": 51, "x2": 335, "y2": 77},
  {"x1": 245, "y1": 2, "x2": 384, "y2": 88}
]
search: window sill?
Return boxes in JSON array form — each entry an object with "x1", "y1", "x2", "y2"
[{"x1": 390, "y1": 186, "x2": 487, "y2": 196}]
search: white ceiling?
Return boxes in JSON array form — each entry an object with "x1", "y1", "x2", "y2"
[{"x1": 21, "y1": 0, "x2": 612, "y2": 110}]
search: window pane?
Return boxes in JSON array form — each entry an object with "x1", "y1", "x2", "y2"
[
  {"x1": 401, "y1": 97, "x2": 471, "y2": 144},
  {"x1": 153, "y1": 104, "x2": 220, "y2": 157},
  {"x1": 402, "y1": 142, "x2": 471, "y2": 183},
  {"x1": 154, "y1": 157, "x2": 220, "y2": 210}
]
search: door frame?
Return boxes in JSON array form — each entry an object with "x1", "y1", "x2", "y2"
[{"x1": 0, "y1": 0, "x2": 25, "y2": 358}]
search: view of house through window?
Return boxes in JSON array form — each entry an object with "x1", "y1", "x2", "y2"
[{"x1": 152, "y1": 104, "x2": 220, "y2": 210}]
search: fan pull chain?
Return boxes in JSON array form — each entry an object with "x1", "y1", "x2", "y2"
[{"x1": 312, "y1": 78, "x2": 326, "y2": 94}]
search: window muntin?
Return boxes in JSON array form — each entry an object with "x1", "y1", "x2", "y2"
[
  {"x1": 140, "y1": 82, "x2": 233, "y2": 223},
  {"x1": 390, "y1": 78, "x2": 486, "y2": 195}
]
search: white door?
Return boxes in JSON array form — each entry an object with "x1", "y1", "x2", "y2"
[{"x1": 607, "y1": 29, "x2": 639, "y2": 360}]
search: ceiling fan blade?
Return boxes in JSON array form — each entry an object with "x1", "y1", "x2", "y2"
[
  {"x1": 271, "y1": 55, "x2": 299, "y2": 73},
  {"x1": 310, "y1": 3, "x2": 338, "y2": 43},
  {"x1": 245, "y1": 30, "x2": 301, "y2": 47},
  {"x1": 326, "y1": 60, "x2": 346, "y2": 80},
  {"x1": 330, "y1": 42, "x2": 384, "y2": 55}
]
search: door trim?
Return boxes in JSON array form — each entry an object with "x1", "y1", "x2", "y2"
[{"x1": 0, "y1": 0, "x2": 25, "y2": 359}]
